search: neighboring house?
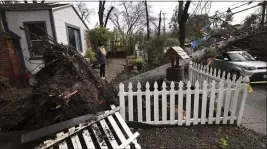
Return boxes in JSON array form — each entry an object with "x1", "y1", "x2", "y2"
[{"x1": 0, "y1": 3, "x2": 89, "y2": 74}]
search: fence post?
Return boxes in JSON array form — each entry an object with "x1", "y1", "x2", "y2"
[
  {"x1": 189, "y1": 61, "x2": 193, "y2": 83},
  {"x1": 119, "y1": 83, "x2": 125, "y2": 120},
  {"x1": 145, "y1": 82, "x2": 151, "y2": 123},
  {"x1": 154, "y1": 82, "x2": 159, "y2": 124},
  {"x1": 186, "y1": 81, "x2": 192, "y2": 126},
  {"x1": 162, "y1": 82, "x2": 167, "y2": 124},
  {"x1": 223, "y1": 73, "x2": 232, "y2": 124},
  {"x1": 215, "y1": 79, "x2": 224, "y2": 124},
  {"x1": 193, "y1": 81, "x2": 200, "y2": 125},
  {"x1": 237, "y1": 76, "x2": 249, "y2": 126},
  {"x1": 128, "y1": 82, "x2": 133, "y2": 121},
  {"x1": 178, "y1": 81, "x2": 184, "y2": 126},
  {"x1": 230, "y1": 76, "x2": 242, "y2": 124},
  {"x1": 208, "y1": 80, "x2": 216, "y2": 124},
  {"x1": 137, "y1": 82, "x2": 142, "y2": 122},
  {"x1": 201, "y1": 80, "x2": 208, "y2": 124},
  {"x1": 170, "y1": 81, "x2": 175, "y2": 124}
]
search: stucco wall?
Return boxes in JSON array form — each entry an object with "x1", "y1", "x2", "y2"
[
  {"x1": 52, "y1": 6, "x2": 88, "y2": 55},
  {"x1": 5, "y1": 10, "x2": 52, "y2": 74}
]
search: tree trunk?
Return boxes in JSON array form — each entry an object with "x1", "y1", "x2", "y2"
[
  {"x1": 260, "y1": 2, "x2": 266, "y2": 28},
  {"x1": 179, "y1": 21, "x2": 186, "y2": 49},
  {"x1": 98, "y1": 1, "x2": 105, "y2": 27},
  {"x1": 104, "y1": 6, "x2": 114, "y2": 28},
  {"x1": 178, "y1": 1, "x2": 191, "y2": 49},
  {"x1": 157, "y1": 11, "x2": 162, "y2": 36},
  {"x1": 122, "y1": 30, "x2": 267, "y2": 87},
  {"x1": 144, "y1": 1, "x2": 150, "y2": 40}
]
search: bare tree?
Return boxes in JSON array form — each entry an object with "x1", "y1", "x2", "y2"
[
  {"x1": 76, "y1": 2, "x2": 95, "y2": 23},
  {"x1": 144, "y1": 1, "x2": 150, "y2": 40},
  {"x1": 98, "y1": 0, "x2": 114, "y2": 28},
  {"x1": 110, "y1": 2, "x2": 146, "y2": 36},
  {"x1": 104, "y1": 6, "x2": 114, "y2": 28},
  {"x1": 98, "y1": 1, "x2": 105, "y2": 27}
]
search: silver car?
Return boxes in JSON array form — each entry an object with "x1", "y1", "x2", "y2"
[{"x1": 210, "y1": 51, "x2": 267, "y2": 82}]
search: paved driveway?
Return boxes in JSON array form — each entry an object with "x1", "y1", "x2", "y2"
[{"x1": 242, "y1": 84, "x2": 266, "y2": 135}]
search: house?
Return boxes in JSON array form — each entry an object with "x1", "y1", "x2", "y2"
[{"x1": 0, "y1": 3, "x2": 89, "y2": 77}]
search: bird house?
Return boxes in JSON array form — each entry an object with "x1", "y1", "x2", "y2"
[
  {"x1": 165, "y1": 46, "x2": 189, "y2": 82},
  {"x1": 165, "y1": 46, "x2": 190, "y2": 68}
]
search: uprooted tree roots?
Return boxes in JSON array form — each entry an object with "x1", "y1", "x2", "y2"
[{"x1": 0, "y1": 43, "x2": 118, "y2": 131}]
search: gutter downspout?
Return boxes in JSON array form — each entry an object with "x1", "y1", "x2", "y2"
[
  {"x1": 49, "y1": 9, "x2": 57, "y2": 42},
  {"x1": 0, "y1": 10, "x2": 26, "y2": 71}
]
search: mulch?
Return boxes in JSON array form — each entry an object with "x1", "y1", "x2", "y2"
[
  {"x1": 137, "y1": 125, "x2": 266, "y2": 149},
  {"x1": 0, "y1": 125, "x2": 265, "y2": 149}
]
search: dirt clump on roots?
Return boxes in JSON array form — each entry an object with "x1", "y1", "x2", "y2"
[{"x1": 0, "y1": 43, "x2": 118, "y2": 131}]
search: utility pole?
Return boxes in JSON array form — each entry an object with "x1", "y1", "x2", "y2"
[
  {"x1": 144, "y1": 1, "x2": 150, "y2": 41},
  {"x1": 162, "y1": 12, "x2": 166, "y2": 36},
  {"x1": 157, "y1": 11, "x2": 162, "y2": 36},
  {"x1": 260, "y1": 1, "x2": 266, "y2": 28}
]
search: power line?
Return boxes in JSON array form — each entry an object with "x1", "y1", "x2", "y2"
[
  {"x1": 209, "y1": 2, "x2": 244, "y2": 15},
  {"x1": 232, "y1": 3, "x2": 261, "y2": 15},
  {"x1": 210, "y1": 1, "x2": 258, "y2": 19},
  {"x1": 231, "y1": 1, "x2": 253, "y2": 11}
]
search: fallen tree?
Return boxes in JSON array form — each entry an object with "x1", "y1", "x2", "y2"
[
  {"x1": 0, "y1": 37, "x2": 118, "y2": 131},
  {"x1": 122, "y1": 30, "x2": 267, "y2": 87}
]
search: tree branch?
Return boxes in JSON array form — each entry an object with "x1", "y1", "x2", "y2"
[
  {"x1": 104, "y1": 6, "x2": 114, "y2": 28},
  {"x1": 183, "y1": 1, "x2": 191, "y2": 22}
]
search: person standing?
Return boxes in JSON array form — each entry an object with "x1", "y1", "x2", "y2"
[{"x1": 96, "y1": 42, "x2": 107, "y2": 79}]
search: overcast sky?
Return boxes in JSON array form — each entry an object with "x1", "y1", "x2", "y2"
[{"x1": 77, "y1": 1, "x2": 260, "y2": 30}]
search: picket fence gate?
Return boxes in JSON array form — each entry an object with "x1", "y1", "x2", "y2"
[{"x1": 118, "y1": 61, "x2": 249, "y2": 126}]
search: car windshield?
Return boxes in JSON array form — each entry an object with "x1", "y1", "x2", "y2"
[{"x1": 228, "y1": 51, "x2": 255, "y2": 61}]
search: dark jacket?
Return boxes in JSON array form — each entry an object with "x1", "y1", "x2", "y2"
[{"x1": 96, "y1": 47, "x2": 106, "y2": 65}]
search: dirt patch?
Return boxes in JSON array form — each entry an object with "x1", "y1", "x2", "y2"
[{"x1": 137, "y1": 125, "x2": 266, "y2": 149}]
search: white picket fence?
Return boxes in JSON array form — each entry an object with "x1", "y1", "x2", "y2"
[
  {"x1": 118, "y1": 61, "x2": 249, "y2": 126},
  {"x1": 188, "y1": 61, "x2": 233, "y2": 88}
]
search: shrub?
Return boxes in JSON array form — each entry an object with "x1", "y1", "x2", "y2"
[
  {"x1": 126, "y1": 55, "x2": 136, "y2": 67},
  {"x1": 84, "y1": 50, "x2": 96, "y2": 62},
  {"x1": 87, "y1": 27, "x2": 113, "y2": 52},
  {"x1": 144, "y1": 36, "x2": 180, "y2": 67},
  {"x1": 134, "y1": 58, "x2": 145, "y2": 67}
]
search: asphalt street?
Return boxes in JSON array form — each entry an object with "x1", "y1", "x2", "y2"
[{"x1": 242, "y1": 84, "x2": 266, "y2": 135}]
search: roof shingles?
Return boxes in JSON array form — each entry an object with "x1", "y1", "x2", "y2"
[{"x1": 0, "y1": 3, "x2": 68, "y2": 11}]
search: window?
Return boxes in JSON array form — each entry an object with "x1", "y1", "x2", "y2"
[
  {"x1": 66, "y1": 25, "x2": 82, "y2": 52},
  {"x1": 222, "y1": 53, "x2": 230, "y2": 61},
  {"x1": 228, "y1": 51, "x2": 256, "y2": 62},
  {"x1": 24, "y1": 22, "x2": 47, "y2": 59},
  {"x1": 216, "y1": 55, "x2": 223, "y2": 60}
]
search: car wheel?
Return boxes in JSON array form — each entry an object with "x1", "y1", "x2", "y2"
[{"x1": 230, "y1": 70, "x2": 240, "y2": 80}]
